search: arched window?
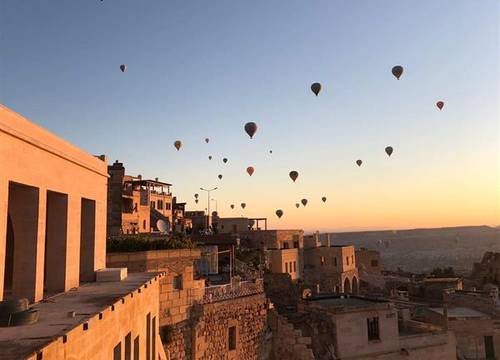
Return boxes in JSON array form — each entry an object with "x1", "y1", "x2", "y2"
[{"x1": 344, "y1": 277, "x2": 351, "y2": 293}]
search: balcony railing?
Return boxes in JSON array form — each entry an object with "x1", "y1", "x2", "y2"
[{"x1": 198, "y1": 278, "x2": 264, "y2": 304}]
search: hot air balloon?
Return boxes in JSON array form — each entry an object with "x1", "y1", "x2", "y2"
[
  {"x1": 223, "y1": 158, "x2": 228, "y2": 164},
  {"x1": 436, "y1": 101, "x2": 444, "y2": 110},
  {"x1": 289, "y1": 171, "x2": 299, "y2": 182},
  {"x1": 218, "y1": 174, "x2": 223, "y2": 180},
  {"x1": 311, "y1": 82, "x2": 322, "y2": 96},
  {"x1": 246, "y1": 166, "x2": 255, "y2": 176},
  {"x1": 301, "y1": 199, "x2": 308, "y2": 207},
  {"x1": 194, "y1": 193, "x2": 199, "y2": 199},
  {"x1": 119, "y1": 64, "x2": 127, "y2": 73},
  {"x1": 208, "y1": 155, "x2": 212, "y2": 160},
  {"x1": 275, "y1": 209, "x2": 284, "y2": 218},
  {"x1": 392, "y1": 65, "x2": 403, "y2": 80},
  {"x1": 195, "y1": 199, "x2": 199, "y2": 204},
  {"x1": 205, "y1": 138, "x2": 209, "y2": 143},
  {"x1": 174, "y1": 140, "x2": 182, "y2": 151},
  {"x1": 244, "y1": 122, "x2": 258, "y2": 139},
  {"x1": 321, "y1": 197, "x2": 327, "y2": 203},
  {"x1": 295, "y1": 203, "x2": 300, "y2": 208},
  {"x1": 241, "y1": 203, "x2": 246, "y2": 209},
  {"x1": 230, "y1": 204, "x2": 235, "y2": 209},
  {"x1": 269, "y1": 150, "x2": 273, "y2": 154},
  {"x1": 385, "y1": 146, "x2": 393, "y2": 157},
  {"x1": 356, "y1": 160, "x2": 363, "y2": 167}
]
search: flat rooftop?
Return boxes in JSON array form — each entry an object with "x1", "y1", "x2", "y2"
[
  {"x1": 428, "y1": 307, "x2": 490, "y2": 319},
  {"x1": 0, "y1": 272, "x2": 159, "y2": 360},
  {"x1": 306, "y1": 294, "x2": 392, "y2": 312}
]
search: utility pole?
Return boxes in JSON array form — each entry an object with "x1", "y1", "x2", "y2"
[{"x1": 200, "y1": 187, "x2": 217, "y2": 231}]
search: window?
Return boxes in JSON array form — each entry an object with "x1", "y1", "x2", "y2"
[
  {"x1": 134, "y1": 336, "x2": 139, "y2": 360},
  {"x1": 125, "y1": 332, "x2": 131, "y2": 360},
  {"x1": 152, "y1": 317, "x2": 156, "y2": 359},
  {"x1": 228, "y1": 326, "x2": 237, "y2": 351},
  {"x1": 165, "y1": 203, "x2": 171, "y2": 210},
  {"x1": 150, "y1": 201, "x2": 155, "y2": 209},
  {"x1": 321, "y1": 256, "x2": 326, "y2": 266},
  {"x1": 293, "y1": 261, "x2": 297, "y2": 272},
  {"x1": 285, "y1": 262, "x2": 289, "y2": 273},
  {"x1": 334, "y1": 257, "x2": 337, "y2": 267},
  {"x1": 346, "y1": 256, "x2": 349, "y2": 266},
  {"x1": 143, "y1": 220, "x2": 146, "y2": 230},
  {"x1": 283, "y1": 242, "x2": 290, "y2": 249},
  {"x1": 371, "y1": 259, "x2": 379, "y2": 267},
  {"x1": 157, "y1": 200, "x2": 163, "y2": 210},
  {"x1": 351, "y1": 255, "x2": 354, "y2": 264},
  {"x1": 113, "y1": 342, "x2": 121, "y2": 360},
  {"x1": 173, "y1": 275, "x2": 183, "y2": 290},
  {"x1": 367, "y1": 317, "x2": 380, "y2": 341}
]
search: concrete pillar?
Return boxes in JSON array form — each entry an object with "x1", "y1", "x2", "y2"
[
  {"x1": 44, "y1": 191, "x2": 68, "y2": 293},
  {"x1": 0, "y1": 177, "x2": 8, "y2": 301},
  {"x1": 65, "y1": 194, "x2": 81, "y2": 289}
]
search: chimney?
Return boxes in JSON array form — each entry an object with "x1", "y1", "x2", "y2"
[{"x1": 155, "y1": 177, "x2": 159, "y2": 182}]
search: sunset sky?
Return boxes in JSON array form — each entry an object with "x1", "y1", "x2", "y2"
[{"x1": 1, "y1": 1, "x2": 498, "y2": 232}]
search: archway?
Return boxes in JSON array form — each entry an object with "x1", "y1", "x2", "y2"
[
  {"x1": 352, "y1": 277, "x2": 358, "y2": 294},
  {"x1": 343, "y1": 277, "x2": 351, "y2": 293}
]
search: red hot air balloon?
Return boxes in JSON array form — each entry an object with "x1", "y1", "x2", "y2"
[
  {"x1": 218, "y1": 174, "x2": 223, "y2": 180},
  {"x1": 385, "y1": 146, "x2": 393, "y2": 157},
  {"x1": 392, "y1": 65, "x2": 403, "y2": 80},
  {"x1": 174, "y1": 140, "x2": 182, "y2": 151},
  {"x1": 246, "y1": 166, "x2": 255, "y2": 176},
  {"x1": 311, "y1": 82, "x2": 322, "y2": 96},
  {"x1": 436, "y1": 101, "x2": 444, "y2": 110},
  {"x1": 244, "y1": 122, "x2": 258, "y2": 139},
  {"x1": 120, "y1": 64, "x2": 127, "y2": 73},
  {"x1": 356, "y1": 160, "x2": 363, "y2": 167},
  {"x1": 289, "y1": 171, "x2": 299, "y2": 182},
  {"x1": 301, "y1": 199, "x2": 308, "y2": 207},
  {"x1": 275, "y1": 209, "x2": 284, "y2": 218}
]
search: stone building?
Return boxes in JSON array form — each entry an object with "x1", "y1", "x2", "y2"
[
  {"x1": 303, "y1": 244, "x2": 359, "y2": 294},
  {"x1": 0, "y1": 105, "x2": 164, "y2": 360},
  {"x1": 473, "y1": 251, "x2": 500, "y2": 285},
  {"x1": 290, "y1": 294, "x2": 457, "y2": 359},
  {"x1": 240, "y1": 229, "x2": 304, "y2": 250},
  {"x1": 107, "y1": 160, "x2": 174, "y2": 235},
  {"x1": 356, "y1": 248, "x2": 383, "y2": 275},
  {"x1": 185, "y1": 211, "x2": 208, "y2": 233},
  {"x1": 265, "y1": 248, "x2": 302, "y2": 280},
  {"x1": 107, "y1": 248, "x2": 268, "y2": 360}
]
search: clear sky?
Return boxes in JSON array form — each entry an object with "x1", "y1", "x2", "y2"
[{"x1": 1, "y1": 1, "x2": 498, "y2": 232}]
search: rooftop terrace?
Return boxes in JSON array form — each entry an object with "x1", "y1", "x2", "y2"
[{"x1": 0, "y1": 272, "x2": 160, "y2": 360}]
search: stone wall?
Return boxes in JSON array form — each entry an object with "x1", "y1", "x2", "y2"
[{"x1": 267, "y1": 310, "x2": 314, "y2": 360}]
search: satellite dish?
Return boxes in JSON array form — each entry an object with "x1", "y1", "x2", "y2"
[{"x1": 156, "y1": 219, "x2": 169, "y2": 233}]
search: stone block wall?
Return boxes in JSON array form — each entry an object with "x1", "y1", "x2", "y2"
[{"x1": 267, "y1": 310, "x2": 314, "y2": 360}]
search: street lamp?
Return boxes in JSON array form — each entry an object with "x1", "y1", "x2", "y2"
[{"x1": 200, "y1": 187, "x2": 217, "y2": 230}]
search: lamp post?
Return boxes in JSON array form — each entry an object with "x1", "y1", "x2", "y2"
[{"x1": 200, "y1": 187, "x2": 217, "y2": 230}]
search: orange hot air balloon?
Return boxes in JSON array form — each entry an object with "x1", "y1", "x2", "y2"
[
  {"x1": 241, "y1": 203, "x2": 246, "y2": 209},
  {"x1": 392, "y1": 65, "x2": 403, "y2": 80},
  {"x1": 119, "y1": 64, "x2": 127, "y2": 73},
  {"x1": 301, "y1": 199, "x2": 308, "y2": 207},
  {"x1": 321, "y1": 197, "x2": 327, "y2": 203},
  {"x1": 356, "y1": 159, "x2": 362, "y2": 167},
  {"x1": 311, "y1": 82, "x2": 322, "y2": 96},
  {"x1": 244, "y1": 122, "x2": 258, "y2": 138},
  {"x1": 230, "y1": 204, "x2": 235, "y2": 209},
  {"x1": 295, "y1": 203, "x2": 300, "y2": 208},
  {"x1": 385, "y1": 146, "x2": 393, "y2": 157},
  {"x1": 174, "y1": 140, "x2": 182, "y2": 151},
  {"x1": 436, "y1": 101, "x2": 444, "y2": 110},
  {"x1": 289, "y1": 171, "x2": 299, "y2": 182},
  {"x1": 275, "y1": 209, "x2": 284, "y2": 218},
  {"x1": 218, "y1": 174, "x2": 223, "y2": 180},
  {"x1": 246, "y1": 166, "x2": 255, "y2": 176}
]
